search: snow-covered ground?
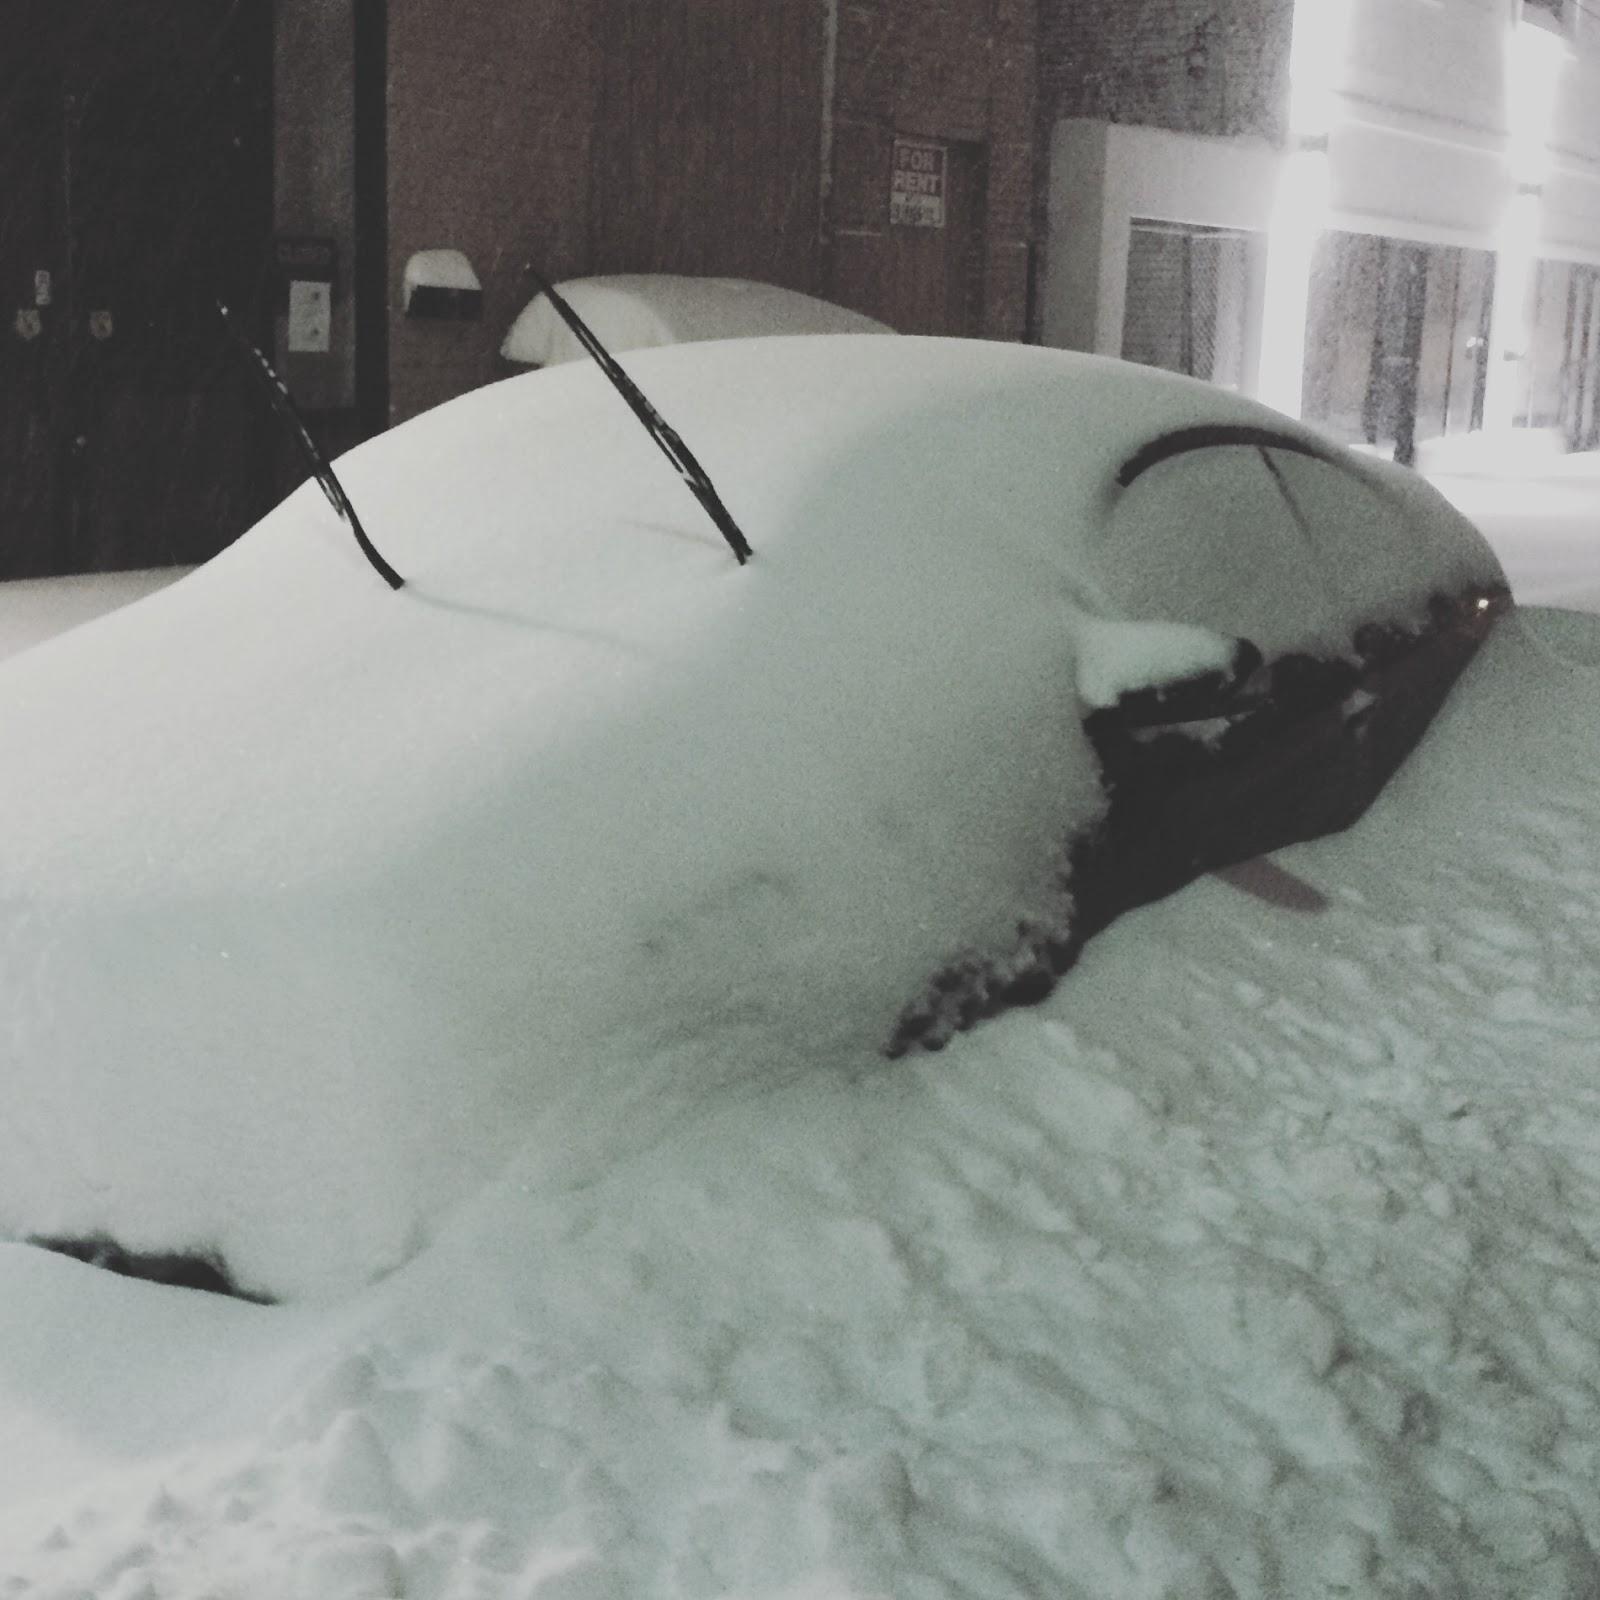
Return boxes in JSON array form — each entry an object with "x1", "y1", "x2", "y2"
[
  {"x1": 1429, "y1": 454, "x2": 1600, "y2": 614},
  {"x1": 0, "y1": 374, "x2": 1597, "y2": 1596}
]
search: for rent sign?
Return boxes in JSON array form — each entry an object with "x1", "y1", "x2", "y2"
[{"x1": 890, "y1": 138, "x2": 946, "y2": 228}]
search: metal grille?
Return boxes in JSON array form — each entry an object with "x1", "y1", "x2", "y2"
[{"x1": 1122, "y1": 219, "x2": 1254, "y2": 390}]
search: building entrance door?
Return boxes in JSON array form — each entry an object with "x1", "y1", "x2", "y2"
[
  {"x1": 886, "y1": 138, "x2": 987, "y2": 336},
  {"x1": 0, "y1": 0, "x2": 272, "y2": 579}
]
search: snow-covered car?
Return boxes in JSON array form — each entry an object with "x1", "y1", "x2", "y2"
[
  {"x1": 0, "y1": 335, "x2": 1506, "y2": 1300},
  {"x1": 499, "y1": 272, "x2": 892, "y2": 368}
]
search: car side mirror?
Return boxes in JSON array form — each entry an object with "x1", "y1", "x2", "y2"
[{"x1": 1086, "y1": 636, "x2": 1264, "y2": 731}]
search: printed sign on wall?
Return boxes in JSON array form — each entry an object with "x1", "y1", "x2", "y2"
[{"x1": 890, "y1": 137, "x2": 947, "y2": 228}]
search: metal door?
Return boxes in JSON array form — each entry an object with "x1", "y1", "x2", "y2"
[
  {"x1": 886, "y1": 139, "x2": 987, "y2": 337},
  {"x1": 0, "y1": 0, "x2": 272, "y2": 579},
  {"x1": 1122, "y1": 219, "x2": 1254, "y2": 390}
]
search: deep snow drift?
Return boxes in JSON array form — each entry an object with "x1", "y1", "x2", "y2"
[
  {"x1": 0, "y1": 340, "x2": 1591, "y2": 1598},
  {"x1": 0, "y1": 603, "x2": 1595, "y2": 1599}
]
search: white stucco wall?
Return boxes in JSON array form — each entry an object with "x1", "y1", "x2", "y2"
[
  {"x1": 1327, "y1": 114, "x2": 1509, "y2": 247},
  {"x1": 1335, "y1": 0, "x2": 1600, "y2": 261},
  {"x1": 1044, "y1": 0, "x2": 1600, "y2": 377},
  {"x1": 1042, "y1": 120, "x2": 1277, "y2": 357},
  {"x1": 1555, "y1": 23, "x2": 1600, "y2": 165},
  {"x1": 1339, "y1": 0, "x2": 1509, "y2": 144}
]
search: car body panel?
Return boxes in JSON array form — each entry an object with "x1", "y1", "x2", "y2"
[{"x1": 0, "y1": 336, "x2": 1507, "y2": 1295}]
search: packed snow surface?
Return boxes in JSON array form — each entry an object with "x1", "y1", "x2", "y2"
[{"x1": 501, "y1": 274, "x2": 893, "y2": 366}]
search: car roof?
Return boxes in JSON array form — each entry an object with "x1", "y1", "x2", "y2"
[{"x1": 0, "y1": 335, "x2": 1501, "y2": 898}]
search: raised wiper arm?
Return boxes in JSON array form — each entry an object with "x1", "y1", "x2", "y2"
[
  {"x1": 522, "y1": 266, "x2": 754, "y2": 566},
  {"x1": 218, "y1": 301, "x2": 405, "y2": 590}
]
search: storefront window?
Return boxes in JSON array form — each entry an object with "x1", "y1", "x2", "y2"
[{"x1": 1302, "y1": 230, "x2": 1494, "y2": 464}]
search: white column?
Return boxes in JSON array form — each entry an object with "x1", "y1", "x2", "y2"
[
  {"x1": 1482, "y1": 18, "x2": 1565, "y2": 433},
  {"x1": 1257, "y1": 148, "x2": 1330, "y2": 416},
  {"x1": 1255, "y1": 0, "x2": 1351, "y2": 417}
]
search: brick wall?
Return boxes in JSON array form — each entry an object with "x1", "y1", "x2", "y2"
[
  {"x1": 386, "y1": 0, "x2": 595, "y2": 423},
  {"x1": 589, "y1": 0, "x2": 824, "y2": 291},
  {"x1": 381, "y1": 0, "x2": 1041, "y2": 422},
  {"x1": 1038, "y1": 0, "x2": 1292, "y2": 142},
  {"x1": 829, "y1": 0, "x2": 1038, "y2": 339}
]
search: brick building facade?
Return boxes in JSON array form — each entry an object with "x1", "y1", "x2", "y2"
[
  {"x1": 19, "y1": 0, "x2": 1600, "y2": 579},
  {"x1": 361, "y1": 0, "x2": 1038, "y2": 423},
  {"x1": 385, "y1": 0, "x2": 598, "y2": 422},
  {"x1": 0, "y1": 0, "x2": 1052, "y2": 579},
  {"x1": 827, "y1": 0, "x2": 1037, "y2": 346}
]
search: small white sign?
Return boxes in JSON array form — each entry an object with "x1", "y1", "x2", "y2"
[
  {"x1": 287, "y1": 279, "x2": 332, "y2": 353},
  {"x1": 890, "y1": 138, "x2": 947, "y2": 228}
]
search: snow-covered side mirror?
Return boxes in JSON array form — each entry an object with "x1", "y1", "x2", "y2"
[{"x1": 1075, "y1": 616, "x2": 1262, "y2": 727}]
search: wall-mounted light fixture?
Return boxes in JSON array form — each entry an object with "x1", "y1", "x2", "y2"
[{"x1": 403, "y1": 249, "x2": 483, "y2": 320}]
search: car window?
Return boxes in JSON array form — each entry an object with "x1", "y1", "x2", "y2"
[{"x1": 1096, "y1": 436, "x2": 1418, "y2": 658}]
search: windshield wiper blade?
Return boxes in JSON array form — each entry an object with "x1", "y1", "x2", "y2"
[
  {"x1": 218, "y1": 301, "x2": 405, "y2": 590},
  {"x1": 522, "y1": 266, "x2": 753, "y2": 566},
  {"x1": 1115, "y1": 424, "x2": 1337, "y2": 489}
]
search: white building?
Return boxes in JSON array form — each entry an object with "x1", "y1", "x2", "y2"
[{"x1": 1041, "y1": 0, "x2": 1600, "y2": 463}]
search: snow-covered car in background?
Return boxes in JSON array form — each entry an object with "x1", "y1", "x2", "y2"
[
  {"x1": 0, "y1": 567, "x2": 191, "y2": 665},
  {"x1": 499, "y1": 272, "x2": 893, "y2": 368},
  {"x1": 0, "y1": 335, "x2": 1506, "y2": 1301}
]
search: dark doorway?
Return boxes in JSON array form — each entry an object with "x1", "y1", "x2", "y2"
[{"x1": 0, "y1": 0, "x2": 273, "y2": 579}]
